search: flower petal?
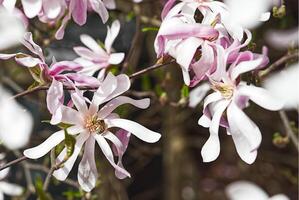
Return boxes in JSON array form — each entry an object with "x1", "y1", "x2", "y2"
[
  {"x1": 0, "y1": 182, "x2": 23, "y2": 196},
  {"x1": 201, "y1": 100, "x2": 230, "y2": 162},
  {"x1": 105, "y1": 20, "x2": 120, "y2": 53},
  {"x1": 79, "y1": 34, "x2": 106, "y2": 56},
  {"x1": 108, "y1": 53, "x2": 125, "y2": 65},
  {"x1": 21, "y1": 0, "x2": 42, "y2": 18},
  {"x1": 99, "y1": 96, "x2": 150, "y2": 119},
  {"x1": 53, "y1": 132, "x2": 89, "y2": 181},
  {"x1": 106, "y1": 118, "x2": 161, "y2": 143},
  {"x1": 94, "y1": 134, "x2": 130, "y2": 178},
  {"x1": 78, "y1": 137, "x2": 98, "y2": 192},
  {"x1": 227, "y1": 103, "x2": 260, "y2": 164},
  {"x1": 23, "y1": 130, "x2": 64, "y2": 159},
  {"x1": 238, "y1": 84, "x2": 284, "y2": 111}
]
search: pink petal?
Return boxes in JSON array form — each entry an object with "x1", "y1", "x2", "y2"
[
  {"x1": 89, "y1": 0, "x2": 109, "y2": 23},
  {"x1": 70, "y1": 0, "x2": 87, "y2": 26}
]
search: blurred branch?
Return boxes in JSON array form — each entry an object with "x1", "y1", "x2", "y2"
[
  {"x1": 259, "y1": 51, "x2": 299, "y2": 79},
  {"x1": 279, "y1": 111, "x2": 299, "y2": 151},
  {"x1": 0, "y1": 156, "x2": 28, "y2": 171}
]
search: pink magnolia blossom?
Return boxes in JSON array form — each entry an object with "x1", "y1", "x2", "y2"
[
  {"x1": 24, "y1": 73, "x2": 161, "y2": 192},
  {"x1": 196, "y1": 46, "x2": 283, "y2": 164},
  {"x1": 74, "y1": 20, "x2": 125, "y2": 78},
  {"x1": 56, "y1": 0, "x2": 116, "y2": 40},
  {"x1": 0, "y1": 32, "x2": 100, "y2": 87},
  {"x1": 226, "y1": 181, "x2": 289, "y2": 200}
]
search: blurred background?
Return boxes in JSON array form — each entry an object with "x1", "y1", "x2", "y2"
[{"x1": 0, "y1": 0, "x2": 298, "y2": 199}]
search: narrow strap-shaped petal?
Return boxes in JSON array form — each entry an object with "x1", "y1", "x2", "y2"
[
  {"x1": 42, "y1": 0, "x2": 62, "y2": 19},
  {"x1": 104, "y1": 131, "x2": 130, "y2": 179},
  {"x1": 23, "y1": 130, "x2": 64, "y2": 159},
  {"x1": 99, "y1": 96, "x2": 150, "y2": 119},
  {"x1": 108, "y1": 53, "x2": 125, "y2": 65},
  {"x1": 105, "y1": 20, "x2": 120, "y2": 53},
  {"x1": 105, "y1": 118, "x2": 161, "y2": 143},
  {"x1": 79, "y1": 34, "x2": 106, "y2": 56},
  {"x1": 237, "y1": 84, "x2": 283, "y2": 111},
  {"x1": 230, "y1": 58, "x2": 263, "y2": 80},
  {"x1": 53, "y1": 132, "x2": 89, "y2": 181},
  {"x1": 189, "y1": 83, "x2": 210, "y2": 108},
  {"x1": 201, "y1": 100, "x2": 230, "y2": 162},
  {"x1": 94, "y1": 134, "x2": 130, "y2": 177},
  {"x1": 70, "y1": 0, "x2": 87, "y2": 26},
  {"x1": 89, "y1": 0, "x2": 109, "y2": 23},
  {"x1": 78, "y1": 137, "x2": 98, "y2": 192},
  {"x1": 227, "y1": 103, "x2": 260, "y2": 164}
]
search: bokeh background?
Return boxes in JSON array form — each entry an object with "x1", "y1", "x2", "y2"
[{"x1": 0, "y1": 0, "x2": 298, "y2": 199}]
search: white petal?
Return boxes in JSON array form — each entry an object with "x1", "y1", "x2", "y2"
[
  {"x1": 78, "y1": 137, "x2": 98, "y2": 192},
  {"x1": 42, "y1": 0, "x2": 62, "y2": 19},
  {"x1": 104, "y1": 131, "x2": 129, "y2": 179},
  {"x1": 227, "y1": 103, "x2": 260, "y2": 164},
  {"x1": 53, "y1": 132, "x2": 89, "y2": 181},
  {"x1": 231, "y1": 58, "x2": 263, "y2": 80},
  {"x1": 201, "y1": 100, "x2": 230, "y2": 162},
  {"x1": 238, "y1": 84, "x2": 284, "y2": 111},
  {"x1": 0, "y1": 86, "x2": 33, "y2": 150},
  {"x1": 0, "y1": 182, "x2": 23, "y2": 196},
  {"x1": 269, "y1": 194, "x2": 290, "y2": 200},
  {"x1": 23, "y1": 130, "x2": 64, "y2": 159},
  {"x1": 225, "y1": 181, "x2": 269, "y2": 200},
  {"x1": 189, "y1": 83, "x2": 210, "y2": 108},
  {"x1": 21, "y1": 0, "x2": 42, "y2": 18},
  {"x1": 106, "y1": 118, "x2": 161, "y2": 143},
  {"x1": 108, "y1": 53, "x2": 125, "y2": 65},
  {"x1": 99, "y1": 96, "x2": 150, "y2": 119},
  {"x1": 263, "y1": 63, "x2": 299, "y2": 109},
  {"x1": 79, "y1": 34, "x2": 106, "y2": 56},
  {"x1": 105, "y1": 20, "x2": 121, "y2": 53},
  {"x1": 94, "y1": 134, "x2": 130, "y2": 177}
]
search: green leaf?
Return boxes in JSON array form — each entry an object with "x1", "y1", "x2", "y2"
[
  {"x1": 64, "y1": 129, "x2": 76, "y2": 159},
  {"x1": 35, "y1": 176, "x2": 53, "y2": 200},
  {"x1": 180, "y1": 85, "x2": 189, "y2": 98},
  {"x1": 141, "y1": 75, "x2": 152, "y2": 91},
  {"x1": 142, "y1": 27, "x2": 159, "y2": 32}
]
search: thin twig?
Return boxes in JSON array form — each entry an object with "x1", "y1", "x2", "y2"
[
  {"x1": 259, "y1": 52, "x2": 299, "y2": 79},
  {"x1": 12, "y1": 60, "x2": 175, "y2": 99},
  {"x1": 0, "y1": 156, "x2": 28, "y2": 171},
  {"x1": 43, "y1": 149, "x2": 56, "y2": 191},
  {"x1": 279, "y1": 111, "x2": 299, "y2": 151}
]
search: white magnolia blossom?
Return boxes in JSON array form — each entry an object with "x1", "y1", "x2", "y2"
[
  {"x1": 263, "y1": 63, "x2": 299, "y2": 110},
  {"x1": 0, "y1": 86, "x2": 33, "y2": 150},
  {"x1": 226, "y1": 181, "x2": 289, "y2": 200},
  {"x1": 0, "y1": 7, "x2": 25, "y2": 50},
  {"x1": 0, "y1": 154, "x2": 23, "y2": 199},
  {"x1": 24, "y1": 73, "x2": 161, "y2": 192},
  {"x1": 224, "y1": 0, "x2": 272, "y2": 29}
]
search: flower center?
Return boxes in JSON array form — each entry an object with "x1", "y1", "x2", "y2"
[
  {"x1": 85, "y1": 115, "x2": 107, "y2": 134},
  {"x1": 212, "y1": 82, "x2": 234, "y2": 99}
]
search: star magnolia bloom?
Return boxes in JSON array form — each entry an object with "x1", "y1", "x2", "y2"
[
  {"x1": 0, "y1": 32, "x2": 100, "y2": 87},
  {"x1": 56, "y1": 0, "x2": 116, "y2": 39},
  {"x1": 74, "y1": 20, "x2": 125, "y2": 78},
  {"x1": 198, "y1": 46, "x2": 283, "y2": 164},
  {"x1": 226, "y1": 181, "x2": 289, "y2": 200},
  {"x1": 0, "y1": 6, "x2": 26, "y2": 50},
  {"x1": 24, "y1": 73, "x2": 161, "y2": 192},
  {"x1": 0, "y1": 85, "x2": 33, "y2": 150},
  {"x1": 0, "y1": 154, "x2": 23, "y2": 198}
]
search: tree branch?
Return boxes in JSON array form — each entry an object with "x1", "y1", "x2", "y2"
[
  {"x1": 279, "y1": 111, "x2": 299, "y2": 151},
  {"x1": 0, "y1": 156, "x2": 28, "y2": 171}
]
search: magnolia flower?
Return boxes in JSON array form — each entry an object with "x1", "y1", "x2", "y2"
[
  {"x1": 74, "y1": 20, "x2": 125, "y2": 78},
  {"x1": 224, "y1": 0, "x2": 272, "y2": 29},
  {"x1": 226, "y1": 181, "x2": 289, "y2": 200},
  {"x1": 0, "y1": 32, "x2": 100, "y2": 87},
  {"x1": 263, "y1": 62, "x2": 299, "y2": 110},
  {"x1": 0, "y1": 85, "x2": 33, "y2": 150},
  {"x1": 0, "y1": 7, "x2": 25, "y2": 50},
  {"x1": 56, "y1": 0, "x2": 116, "y2": 39},
  {"x1": 0, "y1": 154, "x2": 23, "y2": 198},
  {"x1": 198, "y1": 46, "x2": 283, "y2": 164},
  {"x1": 24, "y1": 73, "x2": 161, "y2": 192}
]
